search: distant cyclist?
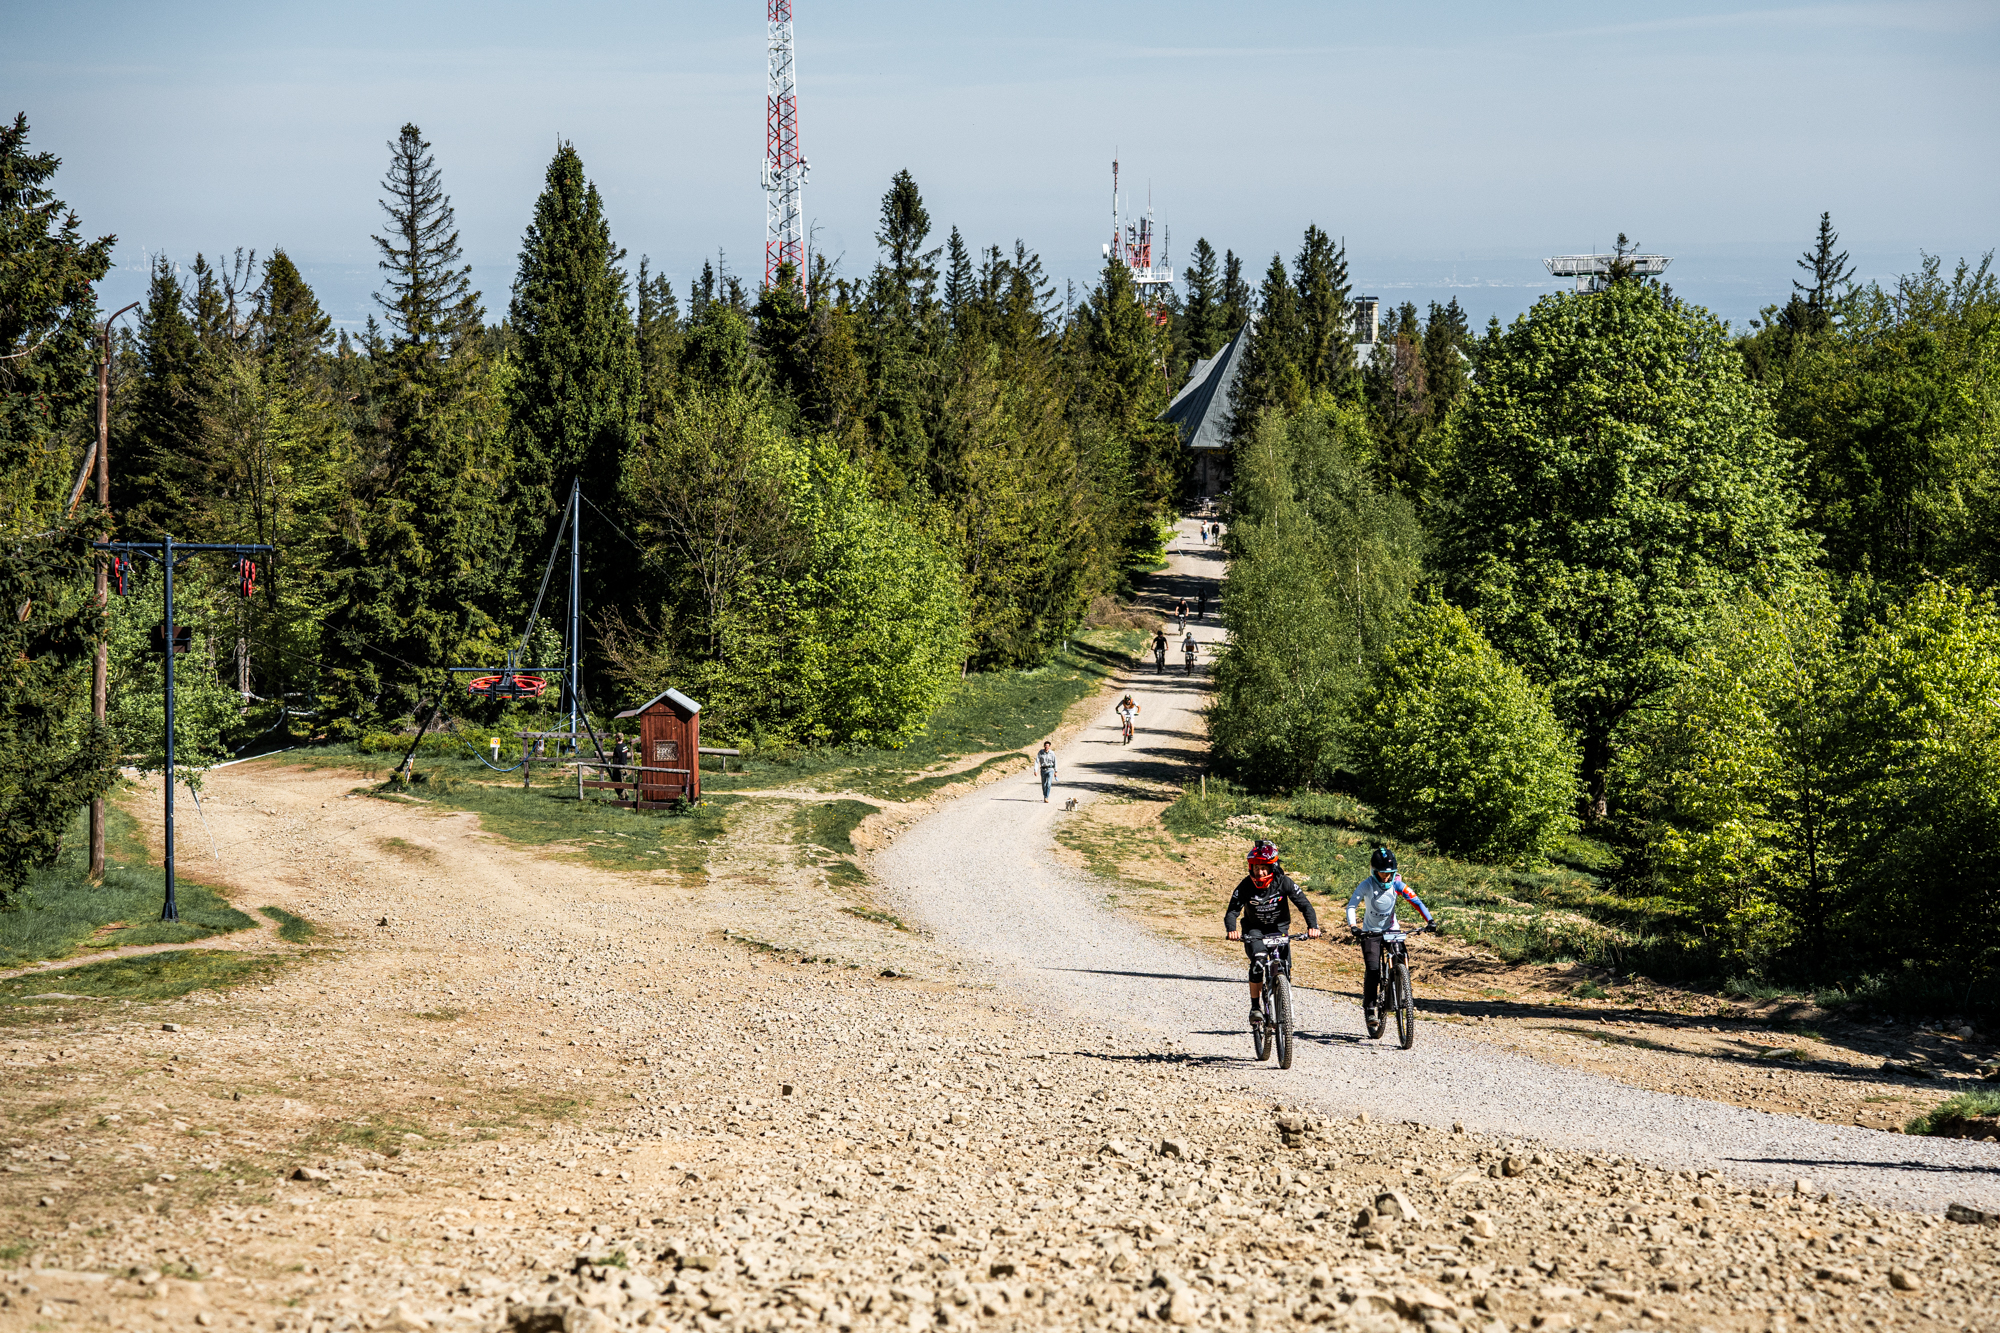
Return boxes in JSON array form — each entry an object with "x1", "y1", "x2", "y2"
[
  {"x1": 1152, "y1": 629, "x2": 1169, "y2": 673},
  {"x1": 1345, "y1": 846, "x2": 1436, "y2": 1031},
  {"x1": 1115, "y1": 693, "x2": 1140, "y2": 744},
  {"x1": 1225, "y1": 840, "x2": 1320, "y2": 1034},
  {"x1": 1175, "y1": 597, "x2": 1191, "y2": 630},
  {"x1": 1181, "y1": 630, "x2": 1198, "y2": 674}
]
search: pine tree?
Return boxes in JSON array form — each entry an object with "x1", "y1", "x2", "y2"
[
  {"x1": 1420, "y1": 297, "x2": 1470, "y2": 428},
  {"x1": 1221, "y1": 250, "x2": 1252, "y2": 336},
  {"x1": 861, "y1": 171, "x2": 943, "y2": 491},
  {"x1": 1232, "y1": 254, "x2": 1305, "y2": 435},
  {"x1": 372, "y1": 125, "x2": 478, "y2": 347},
  {"x1": 1181, "y1": 239, "x2": 1225, "y2": 360},
  {"x1": 1294, "y1": 224, "x2": 1354, "y2": 398},
  {"x1": 634, "y1": 257, "x2": 682, "y2": 403},
  {"x1": 118, "y1": 258, "x2": 208, "y2": 537},
  {"x1": 319, "y1": 124, "x2": 503, "y2": 737},
  {"x1": 0, "y1": 113, "x2": 115, "y2": 521},
  {"x1": 507, "y1": 140, "x2": 642, "y2": 539},
  {"x1": 260, "y1": 250, "x2": 332, "y2": 386},
  {"x1": 1781, "y1": 211, "x2": 1856, "y2": 337},
  {"x1": 755, "y1": 261, "x2": 814, "y2": 412},
  {"x1": 943, "y1": 226, "x2": 975, "y2": 337}
]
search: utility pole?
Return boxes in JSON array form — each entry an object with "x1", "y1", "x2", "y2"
[
  {"x1": 568, "y1": 478, "x2": 581, "y2": 748},
  {"x1": 89, "y1": 302, "x2": 140, "y2": 882},
  {"x1": 762, "y1": 0, "x2": 807, "y2": 288}
]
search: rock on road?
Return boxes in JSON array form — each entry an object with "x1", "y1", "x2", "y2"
[{"x1": 878, "y1": 516, "x2": 2000, "y2": 1215}]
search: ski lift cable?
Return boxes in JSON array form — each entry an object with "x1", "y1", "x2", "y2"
[{"x1": 514, "y1": 481, "x2": 575, "y2": 665}]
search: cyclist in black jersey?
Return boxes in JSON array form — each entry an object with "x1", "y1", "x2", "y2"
[{"x1": 1224, "y1": 839, "x2": 1320, "y2": 1032}]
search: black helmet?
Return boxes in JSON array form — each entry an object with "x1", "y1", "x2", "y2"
[{"x1": 1369, "y1": 845, "x2": 1397, "y2": 874}]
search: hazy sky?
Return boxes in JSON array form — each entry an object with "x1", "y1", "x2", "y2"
[{"x1": 10, "y1": 1, "x2": 1997, "y2": 334}]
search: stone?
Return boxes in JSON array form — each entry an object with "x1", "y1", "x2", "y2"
[
  {"x1": 1471, "y1": 1217, "x2": 1496, "y2": 1240},
  {"x1": 1945, "y1": 1203, "x2": 1996, "y2": 1225},
  {"x1": 1376, "y1": 1190, "x2": 1423, "y2": 1224},
  {"x1": 292, "y1": 1167, "x2": 330, "y2": 1182},
  {"x1": 1159, "y1": 1138, "x2": 1187, "y2": 1159},
  {"x1": 1165, "y1": 1288, "x2": 1201, "y2": 1325},
  {"x1": 1794, "y1": 1179, "x2": 1815, "y2": 1195},
  {"x1": 1531, "y1": 1315, "x2": 1573, "y2": 1330},
  {"x1": 384, "y1": 1302, "x2": 432, "y2": 1332},
  {"x1": 988, "y1": 1261, "x2": 1017, "y2": 1279},
  {"x1": 1502, "y1": 1157, "x2": 1527, "y2": 1178},
  {"x1": 161, "y1": 1023, "x2": 181, "y2": 1033},
  {"x1": 194, "y1": 1315, "x2": 214, "y2": 1328},
  {"x1": 1814, "y1": 1267, "x2": 1863, "y2": 1285},
  {"x1": 1889, "y1": 1268, "x2": 1921, "y2": 1291}
]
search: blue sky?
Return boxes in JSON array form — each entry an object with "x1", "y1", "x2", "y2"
[{"x1": 9, "y1": 1, "x2": 1996, "y2": 334}]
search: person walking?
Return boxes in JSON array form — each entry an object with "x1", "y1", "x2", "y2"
[{"x1": 1036, "y1": 740, "x2": 1058, "y2": 803}]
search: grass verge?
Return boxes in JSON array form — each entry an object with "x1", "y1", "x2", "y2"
[
  {"x1": 260, "y1": 905, "x2": 317, "y2": 943},
  {"x1": 0, "y1": 949, "x2": 295, "y2": 1007},
  {"x1": 1159, "y1": 778, "x2": 1689, "y2": 973},
  {"x1": 1, "y1": 797, "x2": 258, "y2": 968},
  {"x1": 1905, "y1": 1088, "x2": 2000, "y2": 1137}
]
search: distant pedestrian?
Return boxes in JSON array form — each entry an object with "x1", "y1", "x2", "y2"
[
  {"x1": 610, "y1": 733, "x2": 630, "y2": 787},
  {"x1": 1037, "y1": 741, "x2": 1058, "y2": 803},
  {"x1": 1197, "y1": 590, "x2": 1208, "y2": 620}
]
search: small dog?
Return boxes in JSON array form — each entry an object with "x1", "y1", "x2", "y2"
[{"x1": 1062, "y1": 797, "x2": 1078, "y2": 812}]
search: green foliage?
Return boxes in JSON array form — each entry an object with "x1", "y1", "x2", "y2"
[
  {"x1": 0, "y1": 517, "x2": 118, "y2": 908},
  {"x1": 1905, "y1": 1088, "x2": 2000, "y2": 1137},
  {"x1": 105, "y1": 563, "x2": 246, "y2": 788},
  {"x1": 615, "y1": 388, "x2": 963, "y2": 748},
  {"x1": 794, "y1": 799, "x2": 873, "y2": 855},
  {"x1": 1621, "y1": 580, "x2": 1847, "y2": 965},
  {"x1": 506, "y1": 139, "x2": 641, "y2": 552},
  {"x1": 1348, "y1": 600, "x2": 1579, "y2": 862},
  {"x1": 0, "y1": 113, "x2": 114, "y2": 522},
  {"x1": 1838, "y1": 582, "x2": 2000, "y2": 973},
  {"x1": 1772, "y1": 254, "x2": 2000, "y2": 584},
  {"x1": 1209, "y1": 406, "x2": 1423, "y2": 789},
  {"x1": 1432, "y1": 281, "x2": 1816, "y2": 820}
]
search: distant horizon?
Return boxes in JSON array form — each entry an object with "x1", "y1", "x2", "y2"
[{"x1": 12, "y1": 0, "x2": 1993, "y2": 347}]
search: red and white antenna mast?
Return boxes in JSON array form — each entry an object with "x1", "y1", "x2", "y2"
[
  {"x1": 763, "y1": 0, "x2": 807, "y2": 288},
  {"x1": 1103, "y1": 155, "x2": 1172, "y2": 301}
]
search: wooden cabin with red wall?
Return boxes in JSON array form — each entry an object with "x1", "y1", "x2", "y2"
[{"x1": 613, "y1": 688, "x2": 701, "y2": 806}]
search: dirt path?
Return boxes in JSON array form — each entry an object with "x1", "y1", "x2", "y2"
[
  {"x1": 4, "y1": 518, "x2": 1998, "y2": 1333},
  {"x1": 874, "y1": 517, "x2": 2000, "y2": 1217}
]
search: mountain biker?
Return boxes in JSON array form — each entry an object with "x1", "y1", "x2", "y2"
[
  {"x1": 1152, "y1": 630, "x2": 1169, "y2": 673},
  {"x1": 1345, "y1": 846, "x2": 1436, "y2": 1031},
  {"x1": 1181, "y1": 630, "x2": 1198, "y2": 673},
  {"x1": 1115, "y1": 694, "x2": 1139, "y2": 742},
  {"x1": 1225, "y1": 840, "x2": 1321, "y2": 1033},
  {"x1": 1175, "y1": 597, "x2": 1191, "y2": 630}
]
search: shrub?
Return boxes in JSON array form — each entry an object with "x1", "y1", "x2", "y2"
[{"x1": 1348, "y1": 601, "x2": 1579, "y2": 861}]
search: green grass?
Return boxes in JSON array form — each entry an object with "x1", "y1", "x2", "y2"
[
  {"x1": 354, "y1": 776, "x2": 735, "y2": 877},
  {"x1": 1905, "y1": 1088, "x2": 2000, "y2": 1137},
  {"x1": 259, "y1": 905, "x2": 316, "y2": 943},
  {"x1": 699, "y1": 628, "x2": 1147, "y2": 799},
  {"x1": 1161, "y1": 778, "x2": 1689, "y2": 973},
  {"x1": 0, "y1": 798, "x2": 259, "y2": 967},
  {"x1": 795, "y1": 799, "x2": 874, "y2": 855},
  {"x1": 0, "y1": 949, "x2": 294, "y2": 1006}
]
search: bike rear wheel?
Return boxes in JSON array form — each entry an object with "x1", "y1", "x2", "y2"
[
  {"x1": 1272, "y1": 973, "x2": 1294, "y2": 1069},
  {"x1": 1394, "y1": 962, "x2": 1416, "y2": 1049}
]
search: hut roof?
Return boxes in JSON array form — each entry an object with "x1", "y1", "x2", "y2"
[{"x1": 615, "y1": 687, "x2": 703, "y2": 720}]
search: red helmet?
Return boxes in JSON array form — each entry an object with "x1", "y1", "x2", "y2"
[{"x1": 1247, "y1": 840, "x2": 1279, "y2": 870}]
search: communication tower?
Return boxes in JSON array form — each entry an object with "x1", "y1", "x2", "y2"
[
  {"x1": 1544, "y1": 251, "x2": 1671, "y2": 292},
  {"x1": 762, "y1": 0, "x2": 808, "y2": 288},
  {"x1": 1104, "y1": 157, "x2": 1173, "y2": 301}
]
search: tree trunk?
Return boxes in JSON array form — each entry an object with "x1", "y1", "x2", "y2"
[{"x1": 1583, "y1": 732, "x2": 1613, "y2": 825}]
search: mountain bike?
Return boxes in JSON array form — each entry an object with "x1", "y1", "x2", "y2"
[
  {"x1": 1358, "y1": 926, "x2": 1430, "y2": 1049},
  {"x1": 1118, "y1": 711, "x2": 1135, "y2": 744},
  {"x1": 1153, "y1": 644, "x2": 1167, "y2": 673},
  {"x1": 1247, "y1": 932, "x2": 1315, "y2": 1070}
]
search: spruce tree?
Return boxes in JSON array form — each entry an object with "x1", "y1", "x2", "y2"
[
  {"x1": 0, "y1": 113, "x2": 115, "y2": 520},
  {"x1": 1181, "y1": 239, "x2": 1225, "y2": 360},
  {"x1": 943, "y1": 226, "x2": 975, "y2": 337},
  {"x1": 319, "y1": 124, "x2": 502, "y2": 737},
  {"x1": 1220, "y1": 250, "x2": 1252, "y2": 336},
  {"x1": 118, "y1": 257, "x2": 208, "y2": 537},
  {"x1": 1294, "y1": 224, "x2": 1355, "y2": 398},
  {"x1": 1787, "y1": 211, "x2": 1855, "y2": 335},
  {"x1": 755, "y1": 261, "x2": 814, "y2": 412},
  {"x1": 259, "y1": 250, "x2": 333, "y2": 386},
  {"x1": 634, "y1": 256, "x2": 682, "y2": 404},
  {"x1": 1232, "y1": 255, "x2": 1305, "y2": 435},
  {"x1": 507, "y1": 140, "x2": 641, "y2": 539},
  {"x1": 1421, "y1": 297, "x2": 1470, "y2": 429}
]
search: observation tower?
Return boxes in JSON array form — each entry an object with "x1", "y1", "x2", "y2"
[{"x1": 763, "y1": 0, "x2": 808, "y2": 288}]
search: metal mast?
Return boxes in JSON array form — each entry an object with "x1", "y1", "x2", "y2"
[{"x1": 763, "y1": 0, "x2": 807, "y2": 288}]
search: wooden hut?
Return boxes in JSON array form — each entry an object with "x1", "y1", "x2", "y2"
[{"x1": 612, "y1": 688, "x2": 701, "y2": 806}]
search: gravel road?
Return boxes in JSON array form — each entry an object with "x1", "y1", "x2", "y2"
[{"x1": 880, "y1": 517, "x2": 2000, "y2": 1216}]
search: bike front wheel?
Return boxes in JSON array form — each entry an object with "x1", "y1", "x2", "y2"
[
  {"x1": 1272, "y1": 973, "x2": 1294, "y2": 1069},
  {"x1": 1394, "y1": 962, "x2": 1416, "y2": 1049},
  {"x1": 1252, "y1": 996, "x2": 1272, "y2": 1061}
]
